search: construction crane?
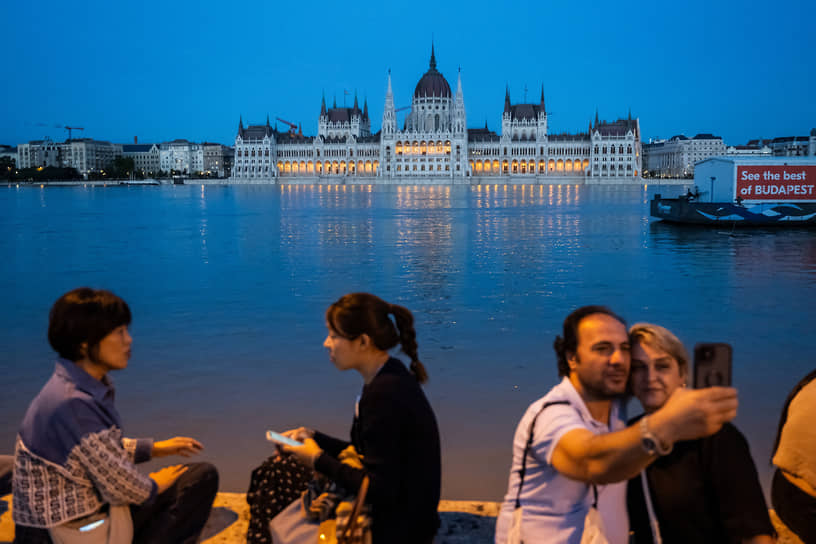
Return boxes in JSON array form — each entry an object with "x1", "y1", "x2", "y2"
[
  {"x1": 275, "y1": 117, "x2": 298, "y2": 136},
  {"x1": 396, "y1": 106, "x2": 411, "y2": 112},
  {"x1": 65, "y1": 126, "x2": 84, "y2": 140}
]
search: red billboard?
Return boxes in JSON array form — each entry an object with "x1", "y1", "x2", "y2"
[{"x1": 736, "y1": 165, "x2": 816, "y2": 201}]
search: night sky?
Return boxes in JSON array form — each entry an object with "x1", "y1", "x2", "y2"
[{"x1": 5, "y1": 0, "x2": 814, "y2": 147}]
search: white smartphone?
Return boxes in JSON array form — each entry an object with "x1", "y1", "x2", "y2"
[{"x1": 266, "y1": 430, "x2": 303, "y2": 447}]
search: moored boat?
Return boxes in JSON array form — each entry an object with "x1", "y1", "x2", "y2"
[{"x1": 650, "y1": 157, "x2": 816, "y2": 225}]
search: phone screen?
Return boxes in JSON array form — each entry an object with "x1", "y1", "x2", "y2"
[
  {"x1": 266, "y1": 430, "x2": 303, "y2": 447},
  {"x1": 693, "y1": 343, "x2": 732, "y2": 388}
]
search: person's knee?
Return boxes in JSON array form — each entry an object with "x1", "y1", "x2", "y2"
[
  {"x1": 0, "y1": 455, "x2": 13, "y2": 496},
  {"x1": 183, "y1": 462, "x2": 219, "y2": 498}
]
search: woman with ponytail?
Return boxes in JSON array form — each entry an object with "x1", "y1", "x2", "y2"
[{"x1": 279, "y1": 293, "x2": 441, "y2": 544}]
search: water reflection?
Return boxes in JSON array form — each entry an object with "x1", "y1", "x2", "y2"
[{"x1": 2, "y1": 183, "x2": 814, "y2": 500}]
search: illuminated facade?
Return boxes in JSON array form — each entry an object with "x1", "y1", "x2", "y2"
[{"x1": 230, "y1": 47, "x2": 642, "y2": 184}]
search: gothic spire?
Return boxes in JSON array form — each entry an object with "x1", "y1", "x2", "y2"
[
  {"x1": 363, "y1": 97, "x2": 369, "y2": 119},
  {"x1": 540, "y1": 85, "x2": 545, "y2": 112},
  {"x1": 238, "y1": 115, "x2": 243, "y2": 134},
  {"x1": 333, "y1": 95, "x2": 337, "y2": 108},
  {"x1": 353, "y1": 90, "x2": 359, "y2": 112},
  {"x1": 595, "y1": 108, "x2": 599, "y2": 127},
  {"x1": 504, "y1": 85, "x2": 511, "y2": 114},
  {"x1": 429, "y1": 42, "x2": 437, "y2": 70},
  {"x1": 320, "y1": 91, "x2": 327, "y2": 116}
]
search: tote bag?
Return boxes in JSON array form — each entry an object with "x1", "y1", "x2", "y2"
[{"x1": 48, "y1": 505, "x2": 133, "y2": 544}]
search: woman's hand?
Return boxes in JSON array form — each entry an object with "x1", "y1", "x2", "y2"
[
  {"x1": 280, "y1": 438, "x2": 323, "y2": 469},
  {"x1": 281, "y1": 427, "x2": 315, "y2": 442},
  {"x1": 149, "y1": 464, "x2": 188, "y2": 493},
  {"x1": 152, "y1": 437, "x2": 204, "y2": 458}
]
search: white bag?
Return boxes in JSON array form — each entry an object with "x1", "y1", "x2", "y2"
[
  {"x1": 506, "y1": 506, "x2": 523, "y2": 544},
  {"x1": 579, "y1": 504, "x2": 609, "y2": 544},
  {"x1": 48, "y1": 504, "x2": 133, "y2": 544}
]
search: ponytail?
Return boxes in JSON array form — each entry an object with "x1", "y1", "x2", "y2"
[
  {"x1": 327, "y1": 293, "x2": 429, "y2": 384},
  {"x1": 389, "y1": 303, "x2": 428, "y2": 384}
]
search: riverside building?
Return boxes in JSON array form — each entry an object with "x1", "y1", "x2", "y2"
[
  {"x1": 642, "y1": 134, "x2": 726, "y2": 178},
  {"x1": 231, "y1": 47, "x2": 642, "y2": 184}
]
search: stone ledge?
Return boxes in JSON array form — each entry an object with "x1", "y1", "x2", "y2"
[{"x1": 0, "y1": 494, "x2": 802, "y2": 543}]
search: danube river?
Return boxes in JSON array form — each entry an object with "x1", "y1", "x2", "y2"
[{"x1": 1, "y1": 183, "x2": 814, "y2": 500}]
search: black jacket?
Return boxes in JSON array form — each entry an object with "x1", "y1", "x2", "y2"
[{"x1": 314, "y1": 358, "x2": 441, "y2": 543}]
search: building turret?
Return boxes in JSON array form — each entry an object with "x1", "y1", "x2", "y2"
[
  {"x1": 453, "y1": 68, "x2": 466, "y2": 137},
  {"x1": 382, "y1": 70, "x2": 397, "y2": 137}
]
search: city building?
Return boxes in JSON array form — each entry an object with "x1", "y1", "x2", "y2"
[
  {"x1": 726, "y1": 143, "x2": 772, "y2": 157},
  {"x1": 202, "y1": 143, "x2": 231, "y2": 177},
  {"x1": 160, "y1": 140, "x2": 204, "y2": 174},
  {"x1": 122, "y1": 144, "x2": 162, "y2": 175},
  {"x1": 60, "y1": 139, "x2": 123, "y2": 175},
  {"x1": 768, "y1": 135, "x2": 811, "y2": 156},
  {"x1": 642, "y1": 133, "x2": 725, "y2": 178},
  {"x1": 16, "y1": 138, "x2": 122, "y2": 175},
  {"x1": 231, "y1": 47, "x2": 642, "y2": 184},
  {"x1": 17, "y1": 139, "x2": 62, "y2": 169}
]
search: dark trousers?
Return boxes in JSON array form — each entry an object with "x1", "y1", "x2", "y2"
[
  {"x1": 131, "y1": 462, "x2": 219, "y2": 544},
  {"x1": 14, "y1": 462, "x2": 218, "y2": 544},
  {"x1": 772, "y1": 468, "x2": 816, "y2": 543}
]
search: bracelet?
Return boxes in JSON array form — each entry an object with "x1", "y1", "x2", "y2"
[{"x1": 640, "y1": 416, "x2": 673, "y2": 456}]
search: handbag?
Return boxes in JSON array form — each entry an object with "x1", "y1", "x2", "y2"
[
  {"x1": 579, "y1": 485, "x2": 609, "y2": 544},
  {"x1": 269, "y1": 445, "x2": 372, "y2": 544},
  {"x1": 507, "y1": 400, "x2": 570, "y2": 544},
  {"x1": 317, "y1": 475, "x2": 372, "y2": 544},
  {"x1": 247, "y1": 454, "x2": 314, "y2": 544},
  {"x1": 269, "y1": 476, "x2": 372, "y2": 544},
  {"x1": 48, "y1": 504, "x2": 133, "y2": 544}
]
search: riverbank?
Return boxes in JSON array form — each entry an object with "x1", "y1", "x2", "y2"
[
  {"x1": 0, "y1": 493, "x2": 497, "y2": 543},
  {"x1": 6, "y1": 177, "x2": 690, "y2": 187},
  {"x1": 0, "y1": 493, "x2": 803, "y2": 543}
]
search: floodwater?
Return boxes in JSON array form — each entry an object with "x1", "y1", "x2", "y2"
[{"x1": 1, "y1": 183, "x2": 814, "y2": 500}]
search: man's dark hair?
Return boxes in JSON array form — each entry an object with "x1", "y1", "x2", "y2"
[
  {"x1": 48, "y1": 287, "x2": 131, "y2": 362},
  {"x1": 553, "y1": 305, "x2": 626, "y2": 377}
]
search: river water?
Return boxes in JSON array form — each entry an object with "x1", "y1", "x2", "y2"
[{"x1": 1, "y1": 183, "x2": 814, "y2": 500}]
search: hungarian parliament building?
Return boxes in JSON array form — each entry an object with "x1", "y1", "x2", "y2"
[{"x1": 231, "y1": 47, "x2": 641, "y2": 184}]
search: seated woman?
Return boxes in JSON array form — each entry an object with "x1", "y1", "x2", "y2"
[
  {"x1": 279, "y1": 293, "x2": 441, "y2": 544},
  {"x1": 625, "y1": 323, "x2": 774, "y2": 544},
  {"x1": 13, "y1": 288, "x2": 218, "y2": 544},
  {"x1": 771, "y1": 368, "x2": 816, "y2": 543}
]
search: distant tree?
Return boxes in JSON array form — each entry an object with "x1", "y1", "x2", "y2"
[
  {"x1": 0, "y1": 156, "x2": 14, "y2": 180},
  {"x1": 106, "y1": 156, "x2": 136, "y2": 179}
]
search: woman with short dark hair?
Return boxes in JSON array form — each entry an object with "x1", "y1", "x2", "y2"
[
  {"x1": 13, "y1": 287, "x2": 218, "y2": 544},
  {"x1": 279, "y1": 293, "x2": 441, "y2": 544}
]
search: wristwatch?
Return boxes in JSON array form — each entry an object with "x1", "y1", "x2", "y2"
[{"x1": 640, "y1": 416, "x2": 672, "y2": 456}]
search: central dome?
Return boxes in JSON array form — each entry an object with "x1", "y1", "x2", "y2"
[{"x1": 414, "y1": 46, "x2": 451, "y2": 99}]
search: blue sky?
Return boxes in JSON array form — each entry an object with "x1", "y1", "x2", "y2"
[{"x1": 4, "y1": 0, "x2": 814, "y2": 147}]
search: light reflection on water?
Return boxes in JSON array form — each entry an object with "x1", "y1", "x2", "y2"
[{"x1": 1, "y1": 183, "x2": 814, "y2": 500}]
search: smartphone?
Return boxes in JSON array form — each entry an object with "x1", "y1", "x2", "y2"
[
  {"x1": 693, "y1": 342, "x2": 732, "y2": 388},
  {"x1": 266, "y1": 430, "x2": 303, "y2": 447}
]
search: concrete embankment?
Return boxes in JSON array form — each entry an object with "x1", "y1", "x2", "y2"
[{"x1": 0, "y1": 493, "x2": 802, "y2": 543}]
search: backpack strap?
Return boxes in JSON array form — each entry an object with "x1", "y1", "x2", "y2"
[{"x1": 514, "y1": 400, "x2": 570, "y2": 508}]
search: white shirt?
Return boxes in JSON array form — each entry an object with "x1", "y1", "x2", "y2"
[{"x1": 495, "y1": 377, "x2": 628, "y2": 544}]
